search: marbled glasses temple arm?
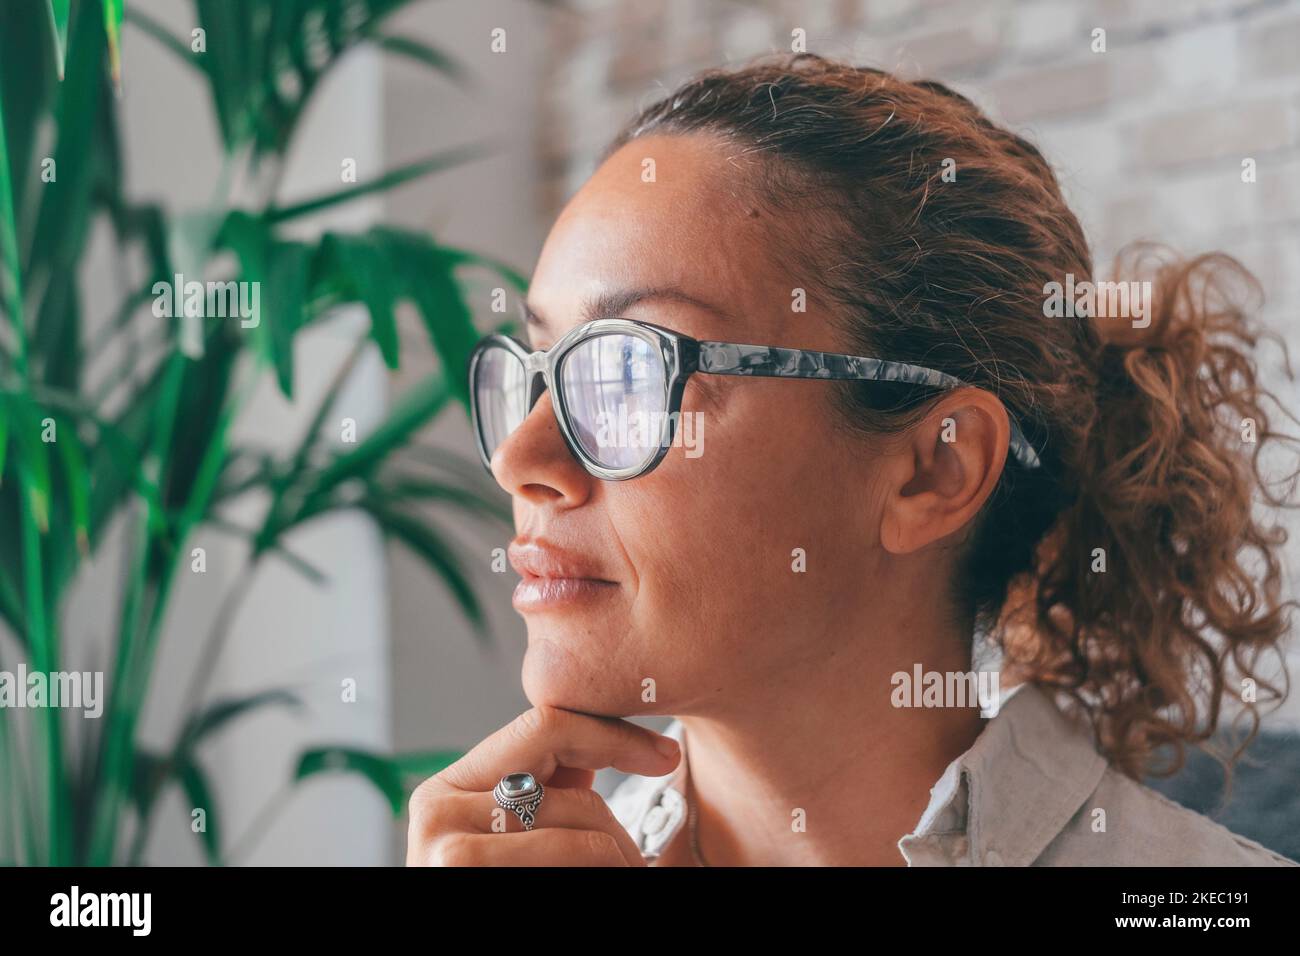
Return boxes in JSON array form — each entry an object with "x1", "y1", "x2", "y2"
[{"x1": 695, "y1": 340, "x2": 1042, "y2": 470}]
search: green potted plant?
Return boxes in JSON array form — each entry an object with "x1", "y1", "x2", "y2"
[{"x1": 0, "y1": 0, "x2": 519, "y2": 865}]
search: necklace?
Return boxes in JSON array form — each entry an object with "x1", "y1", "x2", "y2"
[{"x1": 683, "y1": 727, "x2": 710, "y2": 867}]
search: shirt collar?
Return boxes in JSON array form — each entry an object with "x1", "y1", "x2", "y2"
[{"x1": 897, "y1": 680, "x2": 1108, "y2": 866}]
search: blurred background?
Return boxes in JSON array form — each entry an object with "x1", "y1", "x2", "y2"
[{"x1": 1, "y1": 0, "x2": 1297, "y2": 866}]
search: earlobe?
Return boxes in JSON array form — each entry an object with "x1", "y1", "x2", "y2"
[{"x1": 879, "y1": 507, "x2": 909, "y2": 555}]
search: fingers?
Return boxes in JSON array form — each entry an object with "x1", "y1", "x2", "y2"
[
  {"x1": 428, "y1": 706, "x2": 680, "y2": 796},
  {"x1": 409, "y1": 782, "x2": 647, "y2": 866},
  {"x1": 419, "y1": 828, "x2": 637, "y2": 867},
  {"x1": 405, "y1": 707, "x2": 678, "y2": 867}
]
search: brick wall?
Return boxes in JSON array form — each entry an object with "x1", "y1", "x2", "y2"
[
  {"x1": 539, "y1": 0, "x2": 1300, "y2": 330},
  {"x1": 536, "y1": 0, "x2": 1300, "y2": 722}
]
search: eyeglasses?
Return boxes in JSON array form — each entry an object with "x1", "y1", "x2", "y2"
[{"x1": 468, "y1": 317, "x2": 1042, "y2": 481}]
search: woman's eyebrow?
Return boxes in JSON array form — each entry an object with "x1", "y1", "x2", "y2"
[{"x1": 521, "y1": 286, "x2": 734, "y2": 330}]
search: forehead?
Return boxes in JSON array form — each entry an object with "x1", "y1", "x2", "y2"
[{"x1": 525, "y1": 133, "x2": 796, "y2": 344}]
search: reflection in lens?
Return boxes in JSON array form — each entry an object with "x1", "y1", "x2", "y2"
[
  {"x1": 560, "y1": 333, "x2": 667, "y2": 471},
  {"x1": 473, "y1": 344, "x2": 528, "y2": 463}
]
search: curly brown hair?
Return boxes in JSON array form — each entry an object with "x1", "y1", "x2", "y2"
[{"x1": 603, "y1": 53, "x2": 1300, "y2": 780}]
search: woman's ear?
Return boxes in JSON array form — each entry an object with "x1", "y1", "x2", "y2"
[{"x1": 877, "y1": 388, "x2": 1011, "y2": 555}]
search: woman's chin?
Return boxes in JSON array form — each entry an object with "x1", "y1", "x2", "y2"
[{"x1": 520, "y1": 636, "x2": 643, "y2": 715}]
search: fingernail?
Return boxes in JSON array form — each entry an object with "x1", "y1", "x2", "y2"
[{"x1": 656, "y1": 736, "x2": 680, "y2": 759}]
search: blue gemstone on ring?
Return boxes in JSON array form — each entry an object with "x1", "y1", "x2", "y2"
[{"x1": 501, "y1": 772, "x2": 537, "y2": 797}]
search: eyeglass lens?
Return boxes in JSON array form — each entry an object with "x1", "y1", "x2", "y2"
[{"x1": 473, "y1": 332, "x2": 669, "y2": 474}]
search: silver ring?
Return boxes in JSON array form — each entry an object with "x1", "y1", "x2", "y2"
[{"x1": 493, "y1": 772, "x2": 545, "y2": 830}]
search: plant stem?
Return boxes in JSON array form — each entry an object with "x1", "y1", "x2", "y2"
[
  {"x1": 125, "y1": 786, "x2": 156, "y2": 866},
  {"x1": 88, "y1": 504, "x2": 152, "y2": 864},
  {"x1": 2, "y1": 87, "x2": 65, "y2": 860},
  {"x1": 87, "y1": 138, "x2": 245, "y2": 862},
  {"x1": 102, "y1": 357, "x2": 258, "y2": 863},
  {"x1": 131, "y1": 330, "x2": 368, "y2": 860},
  {"x1": 17, "y1": 457, "x2": 62, "y2": 863}
]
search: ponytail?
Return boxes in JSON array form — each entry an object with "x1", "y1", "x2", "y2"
[{"x1": 1008, "y1": 244, "x2": 1300, "y2": 779}]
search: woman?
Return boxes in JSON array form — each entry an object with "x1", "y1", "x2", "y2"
[{"x1": 406, "y1": 54, "x2": 1298, "y2": 866}]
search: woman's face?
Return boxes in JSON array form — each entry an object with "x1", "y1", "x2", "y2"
[{"x1": 494, "y1": 133, "x2": 892, "y2": 717}]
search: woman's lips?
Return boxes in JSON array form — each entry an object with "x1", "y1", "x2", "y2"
[
  {"x1": 507, "y1": 539, "x2": 619, "y2": 612},
  {"x1": 511, "y1": 576, "x2": 619, "y2": 612}
]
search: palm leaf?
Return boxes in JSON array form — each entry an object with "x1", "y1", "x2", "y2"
[
  {"x1": 124, "y1": 7, "x2": 204, "y2": 73},
  {"x1": 195, "y1": 0, "x2": 426, "y2": 159},
  {"x1": 178, "y1": 760, "x2": 221, "y2": 865},
  {"x1": 376, "y1": 229, "x2": 482, "y2": 409},
  {"x1": 51, "y1": 414, "x2": 89, "y2": 554},
  {"x1": 267, "y1": 145, "x2": 487, "y2": 225},
  {"x1": 102, "y1": 0, "x2": 125, "y2": 93},
  {"x1": 8, "y1": 398, "x2": 52, "y2": 532},
  {"x1": 321, "y1": 233, "x2": 399, "y2": 367},
  {"x1": 177, "y1": 689, "x2": 303, "y2": 753},
  {"x1": 45, "y1": 0, "x2": 72, "y2": 81},
  {"x1": 364, "y1": 501, "x2": 486, "y2": 639},
  {"x1": 0, "y1": 396, "x2": 10, "y2": 483},
  {"x1": 376, "y1": 473, "x2": 511, "y2": 524},
  {"x1": 0, "y1": 61, "x2": 22, "y2": 345},
  {"x1": 24, "y1": 4, "x2": 114, "y2": 388},
  {"x1": 286, "y1": 372, "x2": 453, "y2": 517},
  {"x1": 261, "y1": 241, "x2": 311, "y2": 397},
  {"x1": 295, "y1": 745, "x2": 461, "y2": 815},
  {"x1": 372, "y1": 34, "x2": 469, "y2": 84}
]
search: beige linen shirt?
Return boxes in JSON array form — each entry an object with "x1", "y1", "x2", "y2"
[{"x1": 605, "y1": 681, "x2": 1297, "y2": 866}]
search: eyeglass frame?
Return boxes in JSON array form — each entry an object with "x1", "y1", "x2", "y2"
[{"x1": 467, "y1": 316, "x2": 1043, "y2": 482}]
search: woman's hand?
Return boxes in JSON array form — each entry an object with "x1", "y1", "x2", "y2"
[{"x1": 406, "y1": 705, "x2": 682, "y2": 866}]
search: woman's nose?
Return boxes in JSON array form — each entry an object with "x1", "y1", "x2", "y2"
[{"x1": 490, "y1": 389, "x2": 595, "y2": 508}]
